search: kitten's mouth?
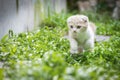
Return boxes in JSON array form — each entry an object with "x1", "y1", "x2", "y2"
[{"x1": 73, "y1": 31, "x2": 77, "y2": 33}]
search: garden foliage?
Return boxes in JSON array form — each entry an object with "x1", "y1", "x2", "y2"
[{"x1": 0, "y1": 12, "x2": 120, "y2": 80}]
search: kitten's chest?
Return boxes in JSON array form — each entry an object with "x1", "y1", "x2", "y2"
[{"x1": 74, "y1": 32, "x2": 89, "y2": 44}]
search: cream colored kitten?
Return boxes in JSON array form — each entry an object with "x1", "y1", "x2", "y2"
[{"x1": 67, "y1": 15, "x2": 96, "y2": 54}]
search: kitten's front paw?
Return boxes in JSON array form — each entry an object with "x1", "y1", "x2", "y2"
[{"x1": 70, "y1": 49, "x2": 78, "y2": 54}]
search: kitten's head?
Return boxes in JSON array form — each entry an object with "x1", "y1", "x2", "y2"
[{"x1": 67, "y1": 15, "x2": 89, "y2": 33}]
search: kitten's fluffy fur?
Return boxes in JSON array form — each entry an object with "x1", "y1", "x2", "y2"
[{"x1": 67, "y1": 15, "x2": 96, "y2": 54}]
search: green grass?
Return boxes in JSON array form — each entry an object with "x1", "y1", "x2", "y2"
[{"x1": 0, "y1": 12, "x2": 120, "y2": 80}]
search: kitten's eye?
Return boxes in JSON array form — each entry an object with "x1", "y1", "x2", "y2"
[
  {"x1": 77, "y1": 26, "x2": 81, "y2": 29},
  {"x1": 70, "y1": 26, "x2": 73, "y2": 28}
]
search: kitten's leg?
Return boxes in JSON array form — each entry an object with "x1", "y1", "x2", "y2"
[
  {"x1": 78, "y1": 46, "x2": 84, "y2": 53},
  {"x1": 69, "y1": 38, "x2": 78, "y2": 54},
  {"x1": 84, "y1": 39, "x2": 94, "y2": 52}
]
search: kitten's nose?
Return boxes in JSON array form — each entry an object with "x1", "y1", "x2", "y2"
[{"x1": 73, "y1": 28, "x2": 77, "y2": 33}]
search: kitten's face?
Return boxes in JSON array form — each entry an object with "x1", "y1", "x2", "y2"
[{"x1": 67, "y1": 15, "x2": 89, "y2": 33}]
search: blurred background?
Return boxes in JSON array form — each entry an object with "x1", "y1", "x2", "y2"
[
  {"x1": 0, "y1": 0, "x2": 119, "y2": 39},
  {"x1": 0, "y1": 1, "x2": 120, "y2": 80}
]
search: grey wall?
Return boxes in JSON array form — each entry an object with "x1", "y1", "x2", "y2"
[
  {"x1": 0, "y1": 0, "x2": 34, "y2": 39},
  {"x1": 0, "y1": 0, "x2": 67, "y2": 39}
]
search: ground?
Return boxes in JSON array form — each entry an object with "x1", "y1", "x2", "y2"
[{"x1": 0, "y1": 12, "x2": 120, "y2": 80}]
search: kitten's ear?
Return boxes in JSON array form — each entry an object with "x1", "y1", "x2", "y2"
[
  {"x1": 67, "y1": 17, "x2": 72, "y2": 24},
  {"x1": 67, "y1": 17, "x2": 71, "y2": 28},
  {"x1": 82, "y1": 16, "x2": 89, "y2": 23},
  {"x1": 67, "y1": 18, "x2": 69, "y2": 24}
]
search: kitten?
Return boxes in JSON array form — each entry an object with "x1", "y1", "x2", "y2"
[
  {"x1": 112, "y1": 0, "x2": 120, "y2": 20},
  {"x1": 67, "y1": 15, "x2": 96, "y2": 54}
]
